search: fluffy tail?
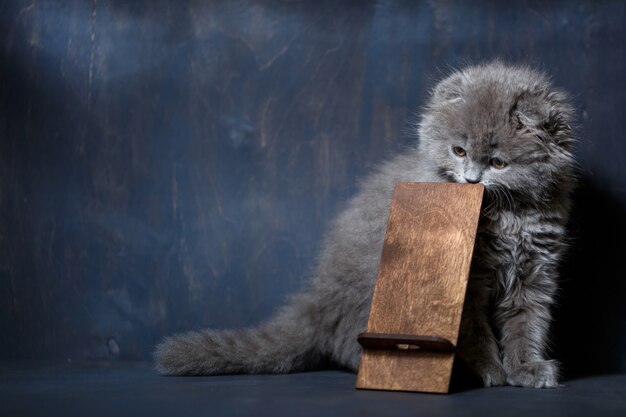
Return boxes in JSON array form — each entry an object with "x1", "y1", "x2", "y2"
[{"x1": 154, "y1": 306, "x2": 320, "y2": 376}]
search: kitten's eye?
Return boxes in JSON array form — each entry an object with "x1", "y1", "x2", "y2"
[
  {"x1": 490, "y1": 157, "x2": 507, "y2": 169},
  {"x1": 452, "y1": 146, "x2": 466, "y2": 157}
]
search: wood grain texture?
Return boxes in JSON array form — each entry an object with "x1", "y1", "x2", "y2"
[{"x1": 356, "y1": 183, "x2": 483, "y2": 393}]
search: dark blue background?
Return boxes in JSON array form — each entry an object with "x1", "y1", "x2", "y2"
[{"x1": 1, "y1": 0, "x2": 624, "y2": 377}]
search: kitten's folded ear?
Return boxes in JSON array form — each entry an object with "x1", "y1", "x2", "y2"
[
  {"x1": 432, "y1": 73, "x2": 465, "y2": 103},
  {"x1": 511, "y1": 88, "x2": 574, "y2": 149}
]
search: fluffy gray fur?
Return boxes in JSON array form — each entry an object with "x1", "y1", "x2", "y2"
[{"x1": 155, "y1": 61, "x2": 576, "y2": 388}]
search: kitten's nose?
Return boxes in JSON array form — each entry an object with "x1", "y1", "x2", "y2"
[{"x1": 464, "y1": 177, "x2": 480, "y2": 184}]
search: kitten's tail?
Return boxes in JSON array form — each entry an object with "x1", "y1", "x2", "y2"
[{"x1": 154, "y1": 304, "x2": 320, "y2": 376}]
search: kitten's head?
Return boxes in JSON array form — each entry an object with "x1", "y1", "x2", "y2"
[{"x1": 418, "y1": 61, "x2": 575, "y2": 209}]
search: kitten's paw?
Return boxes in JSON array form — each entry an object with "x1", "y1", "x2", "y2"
[
  {"x1": 506, "y1": 360, "x2": 560, "y2": 388},
  {"x1": 480, "y1": 363, "x2": 507, "y2": 387}
]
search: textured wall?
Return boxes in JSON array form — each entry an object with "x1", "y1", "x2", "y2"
[{"x1": 1, "y1": 0, "x2": 625, "y2": 377}]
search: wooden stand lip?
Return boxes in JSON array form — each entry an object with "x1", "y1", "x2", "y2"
[{"x1": 357, "y1": 332, "x2": 455, "y2": 353}]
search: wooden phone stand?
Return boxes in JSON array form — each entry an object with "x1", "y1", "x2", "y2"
[{"x1": 356, "y1": 182, "x2": 484, "y2": 393}]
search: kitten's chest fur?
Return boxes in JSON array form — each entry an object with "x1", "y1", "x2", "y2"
[{"x1": 472, "y1": 209, "x2": 566, "y2": 294}]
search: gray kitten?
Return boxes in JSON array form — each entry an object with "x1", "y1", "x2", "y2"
[{"x1": 155, "y1": 61, "x2": 575, "y2": 388}]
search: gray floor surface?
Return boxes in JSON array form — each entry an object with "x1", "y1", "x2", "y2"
[{"x1": 1, "y1": 362, "x2": 625, "y2": 417}]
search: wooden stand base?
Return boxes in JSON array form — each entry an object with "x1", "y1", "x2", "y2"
[{"x1": 356, "y1": 182, "x2": 484, "y2": 394}]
